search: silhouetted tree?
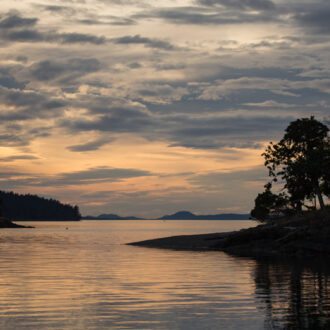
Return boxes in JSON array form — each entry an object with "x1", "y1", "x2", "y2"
[
  {"x1": 251, "y1": 183, "x2": 289, "y2": 221},
  {"x1": 253, "y1": 117, "x2": 329, "y2": 219},
  {"x1": 0, "y1": 191, "x2": 81, "y2": 221},
  {"x1": 265, "y1": 117, "x2": 329, "y2": 210}
]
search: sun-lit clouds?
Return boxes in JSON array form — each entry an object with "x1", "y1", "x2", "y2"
[{"x1": 0, "y1": 1, "x2": 329, "y2": 216}]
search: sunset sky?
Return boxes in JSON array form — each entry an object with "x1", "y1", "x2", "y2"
[{"x1": 0, "y1": 0, "x2": 329, "y2": 217}]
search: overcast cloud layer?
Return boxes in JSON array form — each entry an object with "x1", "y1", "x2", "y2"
[{"x1": 0, "y1": 0, "x2": 329, "y2": 217}]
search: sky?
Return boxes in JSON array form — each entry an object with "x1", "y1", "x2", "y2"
[{"x1": 0, "y1": 0, "x2": 329, "y2": 217}]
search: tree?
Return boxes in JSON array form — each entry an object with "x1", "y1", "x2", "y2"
[
  {"x1": 251, "y1": 184, "x2": 289, "y2": 221},
  {"x1": 251, "y1": 117, "x2": 329, "y2": 220},
  {"x1": 262, "y1": 117, "x2": 329, "y2": 212}
]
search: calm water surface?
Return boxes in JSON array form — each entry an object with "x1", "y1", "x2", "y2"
[{"x1": 0, "y1": 220, "x2": 329, "y2": 329}]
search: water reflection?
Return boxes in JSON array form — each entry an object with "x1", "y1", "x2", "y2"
[
  {"x1": 0, "y1": 221, "x2": 329, "y2": 329},
  {"x1": 254, "y1": 258, "x2": 330, "y2": 329}
]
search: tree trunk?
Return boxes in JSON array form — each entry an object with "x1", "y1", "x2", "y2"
[{"x1": 313, "y1": 182, "x2": 326, "y2": 211}]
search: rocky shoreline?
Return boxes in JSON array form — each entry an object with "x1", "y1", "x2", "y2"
[
  {"x1": 128, "y1": 210, "x2": 330, "y2": 258},
  {"x1": 0, "y1": 217, "x2": 34, "y2": 228}
]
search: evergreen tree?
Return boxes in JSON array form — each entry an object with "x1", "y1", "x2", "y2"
[{"x1": 0, "y1": 191, "x2": 81, "y2": 221}]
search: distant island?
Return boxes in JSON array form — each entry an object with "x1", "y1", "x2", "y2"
[
  {"x1": 82, "y1": 214, "x2": 143, "y2": 220},
  {"x1": 0, "y1": 190, "x2": 81, "y2": 221},
  {"x1": 158, "y1": 211, "x2": 250, "y2": 220},
  {"x1": 82, "y1": 210, "x2": 250, "y2": 220}
]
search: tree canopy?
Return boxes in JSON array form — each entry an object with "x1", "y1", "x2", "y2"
[
  {"x1": 251, "y1": 117, "x2": 329, "y2": 221},
  {"x1": 0, "y1": 191, "x2": 81, "y2": 221}
]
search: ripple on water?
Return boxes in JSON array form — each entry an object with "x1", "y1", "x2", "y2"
[{"x1": 0, "y1": 220, "x2": 329, "y2": 329}]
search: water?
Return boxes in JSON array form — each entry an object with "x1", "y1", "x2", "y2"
[{"x1": 0, "y1": 220, "x2": 329, "y2": 329}]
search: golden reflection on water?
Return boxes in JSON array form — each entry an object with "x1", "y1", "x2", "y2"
[{"x1": 0, "y1": 220, "x2": 329, "y2": 329}]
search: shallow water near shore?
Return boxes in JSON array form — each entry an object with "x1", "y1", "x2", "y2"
[{"x1": 0, "y1": 220, "x2": 329, "y2": 329}]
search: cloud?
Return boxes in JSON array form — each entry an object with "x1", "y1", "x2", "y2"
[
  {"x1": 36, "y1": 3, "x2": 136, "y2": 25},
  {"x1": 56, "y1": 167, "x2": 152, "y2": 184},
  {"x1": 59, "y1": 33, "x2": 106, "y2": 44},
  {"x1": 0, "y1": 86, "x2": 66, "y2": 122},
  {"x1": 196, "y1": 77, "x2": 330, "y2": 101},
  {"x1": 2, "y1": 29, "x2": 44, "y2": 42},
  {"x1": 0, "y1": 73, "x2": 26, "y2": 90},
  {"x1": 136, "y1": 83, "x2": 188, "y2": 103},
  {"x1": 39, "y1": 5, "x2": 76, "y2": 15},
  {"x1": 197, "y1": 0, "x2": 276, "y2": 11},
  {"x1": 112, "y1": 34, "x2": 176, "y2": 50},
  {"x1": 189, "y1": 166, "x2": 268, "y2": 190},
  {"x1": 1, "y1": 29, "x2": 107, "y2": 44},
  {"x1": 63, "y1": 98, "x2": 295, "y2": 150},
  {"x1": 165, "y1": 114, "x2": 293, "y2": 149},
  {"x1": 67, "y1": 137, "x2": 115, "y2": 152},
  {"x1": 243, "y1": 100, "x2": 297, "y2": 108},
  {"x1": 294, "y1": 6, "x2": 330, "y2": 34},
  {"x1": 77, "y1": 16, "x2": 136, "y2": 26},
  {"x1": 30, "y1": 58, "x2": 101, "y2": 81},
  {"x1": 135, "y1": 6, "x2": 279, "y2": 25},
  {"x1": 0, "y1": 12, "x2": 107, "y2": 45},
  {"x1": 0, "y1": 166, "x2": 152, "y2": 188},
  {"x1": 0, "y1": 133, "x2": 29, "y2": 147},
  {"x1": 64, "y1": 110, "x2": 154, "y2": 134},
  {"x1": 0, "y1": 13, "x2": 38, "y2": 29},
  {"x1": 0, "y1": 155, "x2": 39, "y2": 162},
  {"x1": 0, "y1": 166, "x2": 153, "y2": 190}
]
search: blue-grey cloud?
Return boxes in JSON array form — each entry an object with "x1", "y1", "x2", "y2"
[
  {"x1": 165, "y1": 114, "x2": 294, "y2": 149},
  {"x1": 57, "y1": 167, "x2": 152, "y2": 184},
  {"x1": 77, "y1": 16, "x2": 136, "y2": 26},
  {"x1": 2, "y1": 29, "x2": 44, "y2": 42},
  {"x1": 0, "y1": 133, "x2": 30, "y2": 147},
  {"x1": 134, "y1": 6, "x2": 279, "y2": 25},
  {"x1": 197, "y1": 0, "x2": 276, "y2": 10},
  {"x1": 30, "y1": 58, "x2": 101, "y2": 81},
  {"x1": 112, "y1": 34, "x2": 176, "y2": 50},
  {"x1": 0, "y1": 155, "x2": 39, "y2": 162},
  {"x1": 0, "y1": 86, "x2": 66, "y2": 122},
  {"x1": 63, "y1": 109, "x2": 154, "y2": 134},
  {"x1": 0, "y1": 166, "x2": 152, "y2": 188},
  {"x1": 0, "y1": 74, "x2": 26, "y2": 90},
  {"x1": 1, "y1": 29, "x2": 107, "y2": 44},
  {"x1": 39, "y1": 5, "x2": 76, "y2": 15},
  {"x1": 59, "y1": 33, "x2": 106, "y2": 44},
  {"x1": 67, "y1": 137, "x2": 115, "y2": 152},
  {"x1": 294, "y1": 6, "x2": 330, "y2": 34},
  {"x1": 62, "y1": 100, "x2": 296, "y2": 149},
  {"x1": 127, "y1": 62, "x2": 142, "y2": 69},
  {"x1": 189, "y1": 166, "x2": 268, "y2": 189},
  {"x1": 0, "y1": 12, "x2": 107, "y2": 45},
  {"x1": 0, "y1": 13, "x2": 37, "y2": 29}
]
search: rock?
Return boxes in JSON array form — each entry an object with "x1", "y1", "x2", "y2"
[{"x1": 0, "y1": 217, "x2": 34, "y2": 228}]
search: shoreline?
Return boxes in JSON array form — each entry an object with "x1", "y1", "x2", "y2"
[
  {"x1": 128, "y1": 211, "x2": 330, "y2": 258},
  {"x1": 0, "y1": 217, "x2": 34, "y2": 228},
  {"x1": 128, "y1": 232, "x2": 232, "y2": 251}
]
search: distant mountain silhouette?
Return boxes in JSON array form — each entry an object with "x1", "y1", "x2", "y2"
[
  {"x1": 83, "y1": 210, "x2": 250, "y2": 220},
  {"x1": 0, "y1": 190, "x2": 81, "y2": 221},
  {"x1": 82, "y1": 214, "x2": 143, "y2": 220},
  {"x1": 158, "y1": 211, "x2": 250, "y2": 220}
]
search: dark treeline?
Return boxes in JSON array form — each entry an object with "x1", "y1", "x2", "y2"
[{"x1": 0, "y1": 191, "x2": 81, "y2": 221}]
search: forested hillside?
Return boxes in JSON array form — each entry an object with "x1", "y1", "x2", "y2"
[{"x1": 0, "y1": 191, "x2": 81, "y2": 221}]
